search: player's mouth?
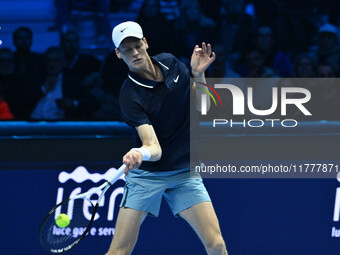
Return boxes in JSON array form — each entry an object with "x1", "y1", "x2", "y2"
[{"x1": 133, "y1": 58, "x2": 142, "y2": 63}]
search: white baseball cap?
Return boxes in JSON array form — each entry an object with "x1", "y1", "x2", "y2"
[{"x1": 112, "y1": 21, "x2": 143, "y2": 48}]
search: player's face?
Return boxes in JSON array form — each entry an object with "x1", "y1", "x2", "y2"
[{"x1": 116, "y1": 38, "x2": 149, "y2": 71}]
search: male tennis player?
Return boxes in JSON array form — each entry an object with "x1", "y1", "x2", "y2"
[{"x1": 106, "y1": 21, "x2": 228, "y2": 255}]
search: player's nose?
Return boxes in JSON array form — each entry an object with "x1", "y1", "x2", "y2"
[{"x1": 132, "y1": 48, "x2": 139, "y2": 56}]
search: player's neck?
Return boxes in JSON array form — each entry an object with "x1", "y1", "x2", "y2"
[{"x1": 134, "y1": 56, "x2": 163, "y2": 82}]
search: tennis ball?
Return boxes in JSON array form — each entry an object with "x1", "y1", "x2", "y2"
[{"x1": 55, "y1": 213, "x2": 70, "y2": 228}]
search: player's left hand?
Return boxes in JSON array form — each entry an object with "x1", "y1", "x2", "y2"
[{"x1": 190, "y1": 42, "x2": 216, "y2": 78}]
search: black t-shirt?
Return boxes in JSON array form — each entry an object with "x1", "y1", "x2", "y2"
[{"x1": 119, "y1": 53, "x2": 192, "y2": 171}]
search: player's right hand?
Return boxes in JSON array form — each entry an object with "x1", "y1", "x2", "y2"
[{"x1": 122, "y1": 150, "x2": 143, "y2": 174}]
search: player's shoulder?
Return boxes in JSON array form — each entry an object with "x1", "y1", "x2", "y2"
[
  {"x1": 119, "y1": 76, "x2": 145, "y2": 104},
  {"x1": 119, "y1": 78, "x2": 136, "y2": 96},
  {"x1": 153, "y1": 53, "x2": 179, "y2": 65},
  {"x1": 153, "y1": 53, "x2": 189, "y2": 74}
]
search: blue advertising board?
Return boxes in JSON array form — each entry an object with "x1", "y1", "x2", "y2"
[
  {"x1": 0, "y1": 122, "x2": 339, "y2": 254},
  {"x1": 1, "y1": 162, "x2": 340, "y2": 254}
]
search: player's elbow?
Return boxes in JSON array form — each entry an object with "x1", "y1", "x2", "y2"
[
  {"x1": 153, "y1": 144, "x2": 162, "y2": 161},
  {"x1": 146, "y1": 143, "x2": 162, "y2": 161}
]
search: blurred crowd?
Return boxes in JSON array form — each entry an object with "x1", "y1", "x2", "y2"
[{"x1": 1, "y1": 0, "x2": 340, "y2": 121}]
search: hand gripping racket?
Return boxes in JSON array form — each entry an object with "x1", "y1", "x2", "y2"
[{"x1": 39, "y1": 164, "x2": 126, "y2": 253}]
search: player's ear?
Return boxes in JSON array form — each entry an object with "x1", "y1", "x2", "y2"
[
  {"x1": 115, "y1": 48, "x2": 122, "y2": 59},
  {"x1": 143, "y1": 37, "x2": 149, "y2": 50}
]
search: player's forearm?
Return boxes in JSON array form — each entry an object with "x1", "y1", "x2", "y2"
[
  {"x1": 140, "y1": 143, "x2": 162, "y2": 161},
  {"x1": 134, "y1": 124, "x2": 162, "y2": 162}
]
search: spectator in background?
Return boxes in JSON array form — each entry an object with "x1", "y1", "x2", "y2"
[
  {"x1": 313, "y1": 2, "x2": 335, "y2": 28},
  {"x1": 81, "y1": 71, "x2": 122, "y2": 120},
  {"x1": 210, "y1": 44, "x2": 240, "y2": 78},
  {"x1": 101, "y1": 50, "x2": 128, "y2": 100},
  {"x1": 0, "y1": 48, "x2": 40, "y2": 120},
  {"x1": 136, "y1": 0, "x2": 178, "y2": 55},
  {"x1": 176, "y1": 0, "x2": 216, "y2": 65},
  {"x1": 307, "y1": 62, "x2": 340, "y2": 120},
  {"x1": 254, "y1": 1, "x2": 316, "y2": 59},
  {"x1": 60, "y1": 31, "x2": 101, "y2": 87},
  {"x1": 218, "y1": 0, "x2": 258, "y2": 65},
  {"x1": 253, "y1": 26, "x2": 293, "y2": 77},
  {"x1": 0, "y1": 48, "x2": 15, "y2": 119},
  {"x1": 160, "y1": 0, "x2": 180, "y2": 21},
  {"x1": 110, "y1": 0, "x2": 132, "y2": 12},
  {"x1": 234, "y1": 47, "x2": 282, "y2": 117},
  {"x1": 317, "y1": 62, "x2": 337, "y2": 78},
  {"x1": 56, "y1": 0, "x2": 111, "y2": 39},
  {"x1": 0, "y1": 49, "x2": 15, "y2": 120},
  {"x1": 131, "y1": 0, "x2": 180, "y2": 22},
  {"x1": 310, "y1": 24, "x2": 340, "y2": 74},
  {"x1": 12, "y1": 27, "x2": 45, "y2": 79},
  {"x1": 0, "y1": 96, "x2": 13, "y2": 120},
  {"x1": 31, "y1": 47, "x2": 100, "y2": 120},
  {"x1": 234, "y1": 48, "x2": 279, "y2": 118},
  {"x1": 237, "y1": 48, "x2": 277, "y2": 78},
  {"x1": 293, "y1": 54, "x2": 316, "y2": 77},
  {"x1": 127, "y1": 0, "x2": 144, "y2": 13}
]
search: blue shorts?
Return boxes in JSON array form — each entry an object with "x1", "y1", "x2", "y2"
[{"x1": 120, "y1": 168, "x2": 211, "y2": 217}]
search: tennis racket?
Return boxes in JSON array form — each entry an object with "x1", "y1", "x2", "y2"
[{"x1": 39, "y1": 164, "x2": 126, "y2": 253}]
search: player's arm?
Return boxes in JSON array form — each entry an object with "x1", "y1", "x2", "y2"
[
  {"x1": 190, "y1": 42, "x2": 216, "y2": 112},
  {"x1": 122, "y1": 124, "x2": 162, "y2": 173}
]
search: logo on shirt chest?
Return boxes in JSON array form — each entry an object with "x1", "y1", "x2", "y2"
[{"x1": 173, "y1": 75, "x2": 179, "y2": 83}]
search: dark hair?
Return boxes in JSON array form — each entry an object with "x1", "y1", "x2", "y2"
[{"x1": 13, "y1": 27, "x2": 33, "y2": 40}]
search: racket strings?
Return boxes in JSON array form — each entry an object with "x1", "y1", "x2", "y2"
[{"x1": 40, "y1": 198, "x2": 95, "y2": 252}]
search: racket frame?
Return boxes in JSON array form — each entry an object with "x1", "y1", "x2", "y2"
[{"x1": 39, "y1": 164, "x2": 126, "y2": 253}]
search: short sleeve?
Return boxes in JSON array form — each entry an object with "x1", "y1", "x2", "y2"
[{"x1": 119, "y1": 82, "x2": 151, "y2": 127}]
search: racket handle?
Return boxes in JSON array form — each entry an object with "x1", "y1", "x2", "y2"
[{"x1": 108, "y1": 164, "x2": 126, "y2": 185}]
